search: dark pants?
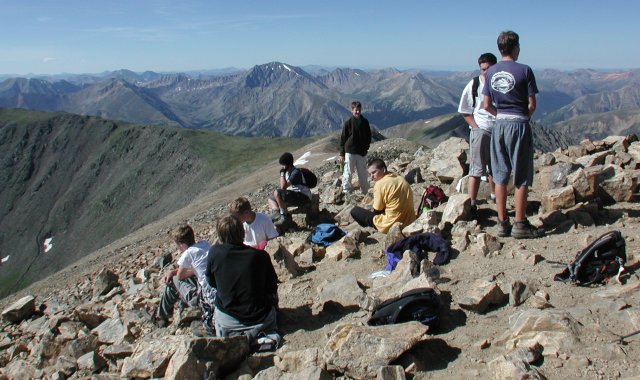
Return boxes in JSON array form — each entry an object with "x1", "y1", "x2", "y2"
[
  {"x1": 351, "y1": 207, "x2": 376, "y2": 228},
  {"x1": 277, "y1": 189, "x2": 311, "y2": 207}
]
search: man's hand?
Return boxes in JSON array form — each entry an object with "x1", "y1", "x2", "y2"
[
  {"x1": 338, "y1": 155, "x2": 345, "y2": 162},
  {"x1": 163, "y1": 269, "x2": 177, "y2": 285}
]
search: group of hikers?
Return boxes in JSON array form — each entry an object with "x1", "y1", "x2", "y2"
[
  {"x1": 154, "y1": 197, "x2": 282, "y2": 348},
  {"x1": 152, "y1": 30, "x2": 545, "y2": 349}
]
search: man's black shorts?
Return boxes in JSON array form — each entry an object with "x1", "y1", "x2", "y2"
[{"x1": 277, "y1": 189, "x2": 311, "y2": 206}]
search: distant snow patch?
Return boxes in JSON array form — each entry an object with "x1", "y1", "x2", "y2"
[
  {"x1": 0, "y1": 255, "x2": 9, "y2": 264},
  {"x1": 294, "y1": 151, "x2": 311, "y2": 166},
  {"x1": 355, "y1": 72, "x2": 360, "y2": 76},
  {"x1": 325, "y1": 155, "x2": 337, "y2": 161},
  {"x1": 43, "y1": 237, "x2": 54, "y2": 253},
  {"x1": 282, "y1": 64, "x2": 293, "y2": 72},
  {"x1": 424, "y1": 120, "x2": 431, "y2": 124}
]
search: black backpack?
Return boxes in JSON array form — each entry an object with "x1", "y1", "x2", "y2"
[
  {"x1": 299, "y1": 168, "x2": 318, "y2": 188},
  {"x1": 368, "y1": 288, "x2": 440, "y2": 327},
  {"x1": 554, "y1": 230, "x2": 626, "y2": 286}
]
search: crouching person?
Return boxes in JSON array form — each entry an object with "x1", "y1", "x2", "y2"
[
  {"x1": 206, "y1": 215, "x2": 281, "y2": 350},
  {"x1": 350, "y1": 158, "x2": 416, "y2": 233},
  {"x1": 155, "y1": 225, "x2": 216, "y2": 334}
]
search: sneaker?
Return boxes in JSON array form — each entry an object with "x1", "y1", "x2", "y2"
[
  {"x1": 151, "y1": 311, "x2": 169, "y2": 328},
  {"x1": 252, "y1": 332, "x2": 281, "y2": 352},
  {"x1": 270, "y1": 210, "x2": 284, "y2": 223},
  {"x1": 495, "y1": 219, "x2": 512, "y2": 237},
  {"x1": 511, "y1": 220, "x2": 545, "y2": 239}
]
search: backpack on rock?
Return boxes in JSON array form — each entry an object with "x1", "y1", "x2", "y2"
[
  {"x1": 308, "y1": 223, "x2": 345, "y2": 247},
  {"x1": 368, "y1": 288, "x2": 440, "y2": 327},
  {"x1": 554, "y1": 230, "x2": 626, "y2": 286},
  {"x1": 417, "y1": 185, "x2": 447, "y2": 217}
]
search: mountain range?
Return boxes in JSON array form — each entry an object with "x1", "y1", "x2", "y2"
[
  {"x1": 2, "y1": 63, "x2": 638, "y2": 140},
  {"x1": 1, "y1": 62, "x2": 639, "y2": 297}
]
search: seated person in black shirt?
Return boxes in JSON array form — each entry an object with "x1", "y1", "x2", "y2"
[{"x1": 206, "y1": 215, "x2": 280, "y2": 349}]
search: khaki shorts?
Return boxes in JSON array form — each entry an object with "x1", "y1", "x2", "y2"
[{"x1": 469, "y1": 127, "x2": 492, "y2": 177}]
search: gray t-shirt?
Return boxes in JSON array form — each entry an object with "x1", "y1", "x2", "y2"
[{"x1": 482, "y1": 60, "x2": 538, "y2": 117}]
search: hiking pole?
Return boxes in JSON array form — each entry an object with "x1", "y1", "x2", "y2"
[{"x1": 611, "y1": 329, "x2": 640, "y2": 344}]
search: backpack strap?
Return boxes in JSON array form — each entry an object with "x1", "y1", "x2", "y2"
[
  {"x1": 300, "y1": 168, "x2": 307, "y2": 186},
  {"x1": 471, "y1": 76, "x2": 480, "y2": 108}
]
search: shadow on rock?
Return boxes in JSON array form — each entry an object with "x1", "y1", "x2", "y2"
[
  {"x1": 392, "y1": 338, "x2": 462, "y2": 372},
  {"x1": 277, "y1": 302, "x2": 360, "y2": 335},
  {"x1": 429, "y1": 290, "x2": 467, "y2": 335}
]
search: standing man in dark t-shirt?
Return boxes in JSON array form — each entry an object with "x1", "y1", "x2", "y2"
[
  {"x1": 339, "y1": 101, "x2": 372, "y2": 195},
  {"x1": 482, "y1": 30, "x2": 544, "y2": 239}
]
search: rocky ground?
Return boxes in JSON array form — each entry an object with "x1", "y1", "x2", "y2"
[{"x1": 1, "y1": 136, "x2": 640, "y2": 379}]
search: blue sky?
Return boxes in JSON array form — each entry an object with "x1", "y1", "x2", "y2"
[{"x1": 1, "y1": 0, "x2": 638, "y2": 75}]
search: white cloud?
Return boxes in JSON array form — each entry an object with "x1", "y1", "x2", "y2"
[{"x1": 43, "y1": 57, "x2": 56, "y2": 63}]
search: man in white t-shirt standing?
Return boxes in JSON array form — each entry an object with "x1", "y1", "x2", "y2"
[
  {"x1": 154, "y1": 225, "x2": 215, "y2": 332},
  {"x1": 458, "y1": 52, "x2": 498, "y2": 217},
  {"x1": 230, "y1": 197, "x2": 279, "y2": 250}
]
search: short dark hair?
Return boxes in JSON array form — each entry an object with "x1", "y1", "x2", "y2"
[
  {"x1": 497, "y1": 31, "x2": 520, "y2": 56},
  {"x1": 279, "y1": 152, "x2": 294, "y2": 166},
  {"x1": 478, "y1": 53, "x2": 497, "y2": 66},
  {"x1": 216, "y1": 216, "x2": 244, "y2": 245},
  {"x1": 171, "y1": 225, "x2": 195, "y2": 247},
  {"x1": 351, "y1": 101, "x2": 362, "y2": 110},
  {"x1": 229, "y1": 197, "x2": 251, "y2": 215},
  {"x1": 368, "y1": 158, "x2": 386, "y2": 171}
]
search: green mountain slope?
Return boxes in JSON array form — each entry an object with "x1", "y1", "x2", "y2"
[{"x1": 0, "y1": 109, "x2": 310, "y2": 297}]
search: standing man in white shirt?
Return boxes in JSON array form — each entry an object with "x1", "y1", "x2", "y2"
[{"x1": 458, "y1": 53, "x2": 497, "y2": 218}]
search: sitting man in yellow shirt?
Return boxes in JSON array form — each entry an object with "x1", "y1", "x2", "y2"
[{"x1": 350, "y1": 158, "x2": 416, "y2": 233}]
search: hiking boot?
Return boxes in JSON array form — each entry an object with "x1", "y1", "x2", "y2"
[
  {"x1": 495, "y1": 219, "x2": 512, "y2": 237},
  {"x1": 511, "y1": 220, "x2": 545, "y2": 239},
  {"x1": 469, "y1": 204, "x2": 478, "y2": 220}
]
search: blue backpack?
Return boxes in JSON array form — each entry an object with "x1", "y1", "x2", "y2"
[{"x1": 309, "y1": 223, "x2": 346, "y2": 247}]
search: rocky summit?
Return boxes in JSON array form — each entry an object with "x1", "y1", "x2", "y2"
[{"x1": 1, "y1": 135, "x2": 640, "y2": 379}]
